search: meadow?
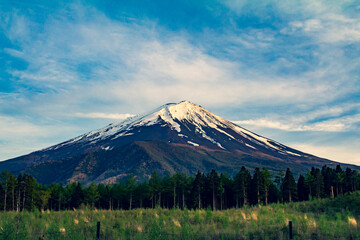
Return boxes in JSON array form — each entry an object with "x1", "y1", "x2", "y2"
[{"x1": 0, "y1": 191, "x2": 359, "y2": 240}]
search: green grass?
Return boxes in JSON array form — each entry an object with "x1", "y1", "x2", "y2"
[{"x1": 1, "y1": 192, "x2": 360, "y2": 240}]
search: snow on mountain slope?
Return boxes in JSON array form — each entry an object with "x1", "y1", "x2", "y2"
[
  {"x1": 5, "y1": 100, "x2": 359, "y2": 185},
  {"x1": 46, "y1": 101, "x2": 303, "y2": 157}
]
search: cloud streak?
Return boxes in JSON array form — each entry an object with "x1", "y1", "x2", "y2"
[
  {"x1": 234, "y1": 115, "x2": 360, "y2": 132},
  {"x1": 234, "y1": 103, "x2": 360, "y2": 132},
  {"x1": 74, "y1": 112, "x2": 135, "y2": 119}
]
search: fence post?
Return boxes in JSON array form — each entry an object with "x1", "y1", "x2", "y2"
[
  {"x1": 96, "y1": 221, "x2": 100, "y2": 240},
  {"x1": 289, "y1": 221, "x2": 293, "y2": 240}
]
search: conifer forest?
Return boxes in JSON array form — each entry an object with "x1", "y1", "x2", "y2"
[
  {"x1": 0, "y1": 165, "x2": 359, "y2": 212},
  {"x1": 0, "y1": 165, "x2": 360, "y2": 240}
]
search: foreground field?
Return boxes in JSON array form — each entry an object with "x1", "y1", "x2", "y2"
[{"x1": 0, "y1": 192, "x2": 359, "y2": 240}]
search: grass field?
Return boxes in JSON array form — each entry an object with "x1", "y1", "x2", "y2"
[{"x1": 0, "y1": 192, "x2": 359, "y2": 240}]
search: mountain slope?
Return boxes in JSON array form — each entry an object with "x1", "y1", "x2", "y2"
[{"x1": 0, "y1": 101, "x2": 358, "y2": 184}]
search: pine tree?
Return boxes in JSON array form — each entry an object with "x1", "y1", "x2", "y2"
[
  {"x1": 234, "y1": 167, "x2": 251, "y2": 207},
  {"x1": 305, "y1": 171, "x2": 315, "y2": 199},
  {"x1": 37, "y1": 187, "x2": 51, "y2": 211},
  {"x1": 261, "y1": 167, "x2": 272, "y2": 205},
  {"x1": 71, "y1": 183, "x2": 84, "y2": 209},
  {"x1": 171, "y1": 173, "x2": 179, "y2": 208},
  {"x1": 16, "y1": 174, "x2": 24, "y2": 211},
  {"x1": 219, "y1": 172, "x2": 232, "y2": 210},
  {"x1": 335, "y1": 165, "x2": 345, "y2": 196},
  {"x1": 48, "y1": 183, "x2": 58, "y2": 210},
  {"x1": 149, "y1": 171, "x2": 162, "y2": 208},
  {"x1": 0, "y1": 170, "x2": 12, "y2": 211},
  {"x1": 192, "y1": 171, "x2": 204, "y2": 209},
  {"x1": 321, "y1": 166, "x2": 335, "y2": 198},
  {"x1": 183, "y1": 174, "x2": 193, "y2": 209},
  {"x1": 268, "y1": 182, "x2": 280, "y2": 203},
  {"x1": 313, "y1": 168, "x2": 324, "y2": 198},
  {"x1": 207, "y1": 169, "x2": 219, "y2": 210},
  {"x1": 344, "y1": 168, "x2": 355, "y2": 193},
  {"x1": 274, "y1": 170, "x2": 284, "y2": 202},
  {"x1": 251, "y1": 168, "x2": 262, "y2": 205},
  {"x1": 219, "y1": 173, "x2": 226, "y2": 210},
  {"x1": 97, "y1": 184, "x2": 110, "y2": 209},
  {"x1": 85, "y1": 183, "x2": 100, "y2": 209},
  {"x1": 112, "y1": 182, "x2": 126, "y2": 209},
  {"x1": 50, "y1": 184, "x2": 64, "y2": 211},
  {"x1": 126, "y1": 174, "x2": 136, "y2": 210},
  {"x1": 7, "y1": 174, "x2": 17, "y2": 211},
  {"x1": 23, "y1": 174, "x2": 36, "y2": 211},
  {"x1": 282, "y1": 168, "x2": 297, "y2": 202},
  {"x1": 135, "y1": 182, "x2": 149, "y2": 209},
  {"x1": 297, "y1": 174, "x2": 307, "y2": 201},
  {"x1": 162, "y1": 173, "x2": 172, "y2": 208}
]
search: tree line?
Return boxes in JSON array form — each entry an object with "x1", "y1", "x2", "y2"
[{"x1": 0, "y1": 165, "x2": 359, "y2": 211}]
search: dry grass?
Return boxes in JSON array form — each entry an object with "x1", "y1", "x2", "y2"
[{"x1": 0, "y1": 192, "x2": 359, "y2": 239}]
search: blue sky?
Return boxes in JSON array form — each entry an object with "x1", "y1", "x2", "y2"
[{"x1": 1, "y1": 0, "x2": 360, "y2": 165}]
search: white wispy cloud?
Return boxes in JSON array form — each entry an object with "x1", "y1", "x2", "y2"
[
  {"x1": 290, "y1": 143, "x2": 360, "y2": 165},
  {"x1": 74, "y1": 112, "x2": 135, "y2": 119},
  {"x1": 234, "y1": 116, "x2": 359, "y2": 132},
  {"x1": 225, "y1": 0, "x2": 360, "y2": 43},
  {"x1": 234, "y1": 103, "x2": 360, "y2": 132},
  {"x1": 286, "y1": 14, "x2": 360, "y2": 43},
  {"x1": 0, "y1": 115, "x2": 80, "y2": 161}
]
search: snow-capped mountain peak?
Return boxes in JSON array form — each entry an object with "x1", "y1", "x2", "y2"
[
  {"x1": 46, "y1": 100, "x2": 303, "y2": 158},
  {"x1": 5, "y1": 100, "x2": 351, "y2": 185}
]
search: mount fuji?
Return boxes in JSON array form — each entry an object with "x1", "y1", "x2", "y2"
[{"x1": 0, "y1": 101, "x2": 358, "y2": 184}]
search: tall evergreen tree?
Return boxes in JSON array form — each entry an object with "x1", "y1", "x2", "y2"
[
  {"x1": 218, "y1": 173, "x2": 226, "y2": 210},
  {"x1": 85, "y1": 183, "x2": 100, "y2": 209},
  {"x1": 23, "y1": 174, "x2": 36, "y2": 211},
  {"x1": 313, "y1": 168, "x2": 324, "y2": 198},
  {"x1": 261, "y1": 168, "x2": 272, "y2": 205},
  {"x1": 0, "y1": 170, "x2": 12, "y2": 211},
  {"x1": 171, "y1": 173, "x2": 179, "y2": 208},
  {"x1": 135, "y1": 182, "x2": 149, "y2": 209},
  {"x1": 71, "y1": 182, "x2": 84, "y2": 209},
  {"x1": 251, "y1": 168, "x2": 262, "y2": 205},
  {"x1": 297, "y1": 174, "x2": 307, "y2": 201},
  {"x1": 268, "y1": 182, "x2": 280, "y2": 203},
  {"x1": 126, "y1": 174, "x2": 136, "y2": 210},
  {"x1": 36, "y1": 185, "x2": 51, "y2": 211},
  {"x1": 274, "y1": 170, "x2": 285, "y2": 202},
  {"x1": 305, "y1": 171, "x2": 315, "y2": 199},
  {"x1": 112, "y1": 182, "x2": 126, "y2": 209},
  {"x1": 16, "y1": 174, "x2": 24, "y2": 211},
  {"x1": 282, "y1": 168, "x2": 297, "y2": 202},
  {"x1": 192, "y1": 171, "x2": 204, "y2": 209},
  {"x1": 97, "y1": 184, "x2": 110, "y2": 209},
  {"x1": 49, "y1": 183, "x2": 64, "y2": 211},
  {"x1": 207, "y1": 169, "x2": 220, "y2": 210},
  {"x1": 344, "y1": 168, "x2": 355, "y2": 193},
  {"x1": 321, "y1": 166, "x2": 335, "y2": 198},
  {"x1": 149, "y1": 171, "x2": 162, "y2": 208},
  {"x1": 335, "y1": 165, "x2": 345, "y2": 196},
  {"x1": 7, "y1": 173, "x2": 16, "y2": 211},
  {"x1": 219, "y1": 172, "x2": 232, "y2": 210},
  {"x1": 162, "y1": 173, "x2": 172, "y2": 208},
  {"x1": 234, "y1": 166, "x2": 251, "y2": 207}
]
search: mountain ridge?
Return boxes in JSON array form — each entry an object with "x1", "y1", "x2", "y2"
[{"x1": 1, "y1": 100, "x2": 359, "y2": 184}]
